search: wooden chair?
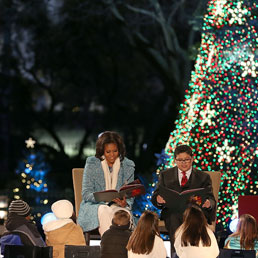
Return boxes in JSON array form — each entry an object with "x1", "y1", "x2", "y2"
[
  {"x1": 158, "y1": 171, "x2": 222, "y2": 233},
  {"x1": 203, "y1": 171, "x2": 221, "y2": 231},
  {"x1": 72, "y1": 168, "x2": 100, "y2": 246}
]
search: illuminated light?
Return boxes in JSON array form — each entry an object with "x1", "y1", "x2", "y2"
[
  {"x1": 41, "y1": 212, "x2": 57, "y2": 226},
  {"x1": 25, "y1": 137, "x2": 36, "y2": 148},
  {"x1": 229, "y1": 218, "x2": 239, "y2": 232},
  {"x1": 14, "y1": 195, "x2": 20, "y2": 200},
  {"x1": 43, "y1": 199, "x2": 48, "y2": 205},
  {"x1": 13, "y1": 188, "x2": 19, "y2": 193}
]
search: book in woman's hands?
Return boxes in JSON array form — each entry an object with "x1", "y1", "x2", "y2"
[
  {"x1": 93, "y1": 179, "x2": 146, "y2": 202},
  {"x1": 159, "y1": 185, "x2": 208, "y2": 212}
]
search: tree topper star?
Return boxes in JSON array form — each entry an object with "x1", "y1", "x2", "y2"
[{"x1": 25, "y1": 137, "x2": 36, "y2": 148}]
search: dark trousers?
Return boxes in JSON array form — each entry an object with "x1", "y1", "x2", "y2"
[{"x1": 164, "y1": 212, "x2": 183, "y2": 256}]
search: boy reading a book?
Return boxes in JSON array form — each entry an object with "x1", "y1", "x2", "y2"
[{"x1": 151, "y1": 145, "x2": 216, "y2": 256}]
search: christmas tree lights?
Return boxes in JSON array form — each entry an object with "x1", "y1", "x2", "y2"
[
  {"x1": 157, "y1": 0, "x2": 258, "y2": 229},
  {"x1": 14, "y1": 138, "x2": 50, "y2": 209}
]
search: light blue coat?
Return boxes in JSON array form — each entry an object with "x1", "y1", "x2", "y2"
[{"x1": 77, "y1": 156, "x2": 135, "y2": 232}]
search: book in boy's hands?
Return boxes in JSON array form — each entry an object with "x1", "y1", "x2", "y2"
[
  {"x1": 93, "y1": 179, "x2": 146, "y2": 202},
  {"x1": 158, "y1": 185, "x2": 208, "y2": 212}
]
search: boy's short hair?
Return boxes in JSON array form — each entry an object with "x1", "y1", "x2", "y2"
[
  {"x1": 174, "y1": 145, "x2": 193, "y2": 157},
  {"x1": 113, "y1": 210, "x2": 130, "y2": 226}
]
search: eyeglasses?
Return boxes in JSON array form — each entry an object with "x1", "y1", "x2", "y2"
[{"x1": 175, "y1": 158, "x2": 192, "y2": 163}]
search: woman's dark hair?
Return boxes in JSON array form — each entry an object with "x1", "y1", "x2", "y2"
[
  {"x1": 180, "y1": 205, "x2": 211, "y2": 247},
  {"x1": 126, "y1": 211, "x2": 159, "y2": 254},
  {"x1": 174, "y1": 145, "x2": 193, "y2": 158},
  {"x1": 95, "y1": 131, "x2": 126, "y2": 161},
  {"x1": 230, "y1": 214, "x2": 258, "y2": 250}
]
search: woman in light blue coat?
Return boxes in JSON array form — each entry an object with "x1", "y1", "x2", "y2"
[{"x1": 78, "y1": 131, "x2": 135, "y2": 235}]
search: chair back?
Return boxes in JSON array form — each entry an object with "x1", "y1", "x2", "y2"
[
  {"x1": 203, "y1": 171, "x2": 221, "y2": 231},
  {"x1": 72, "y1": 168, "x2": 84, "y2": 217},
  {"x1": 218, "y1": 249, "x2": 255, "y2": 258},
  {"x1": 4, "y1": 245, "x2": 53, "y2": 258},
  {"x1": 65, "y1": 245, "x2": 100, "y2": 258}
]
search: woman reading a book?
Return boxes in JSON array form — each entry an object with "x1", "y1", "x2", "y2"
[{"x1": 78, "y1": 131, "x2": 135, "y2": 236}]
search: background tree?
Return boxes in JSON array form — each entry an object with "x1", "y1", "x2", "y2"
[{"x1": 0, "y1": 0, "x2": 208, "y2": 190}]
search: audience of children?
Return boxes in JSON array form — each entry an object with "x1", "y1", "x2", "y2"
[
  {"x1": 174, "y1": 204, "x2": 219, "y2": 258},
  {"x1": 43, "y1": 199, "x2": 86, "y2": 258},
  {"x1": 224, "y1": 214, "x2": 258, "y2": 257},
  {"x1": 0, "y1": 200, "x2": 46, "y2": 256},
  {"x1": 4, "y1": 199, "x2": 258, "y2": 258},
  {"x1": 126, "y1": 210, "x2": 167, "y2": 258},
  {"x1": 101, "y1": 209, "x2": 132, "y2": 258}
]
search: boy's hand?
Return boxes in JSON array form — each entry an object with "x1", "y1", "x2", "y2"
[{"x1": 157, "y1": 195, "x2": 166, "y2": 204}]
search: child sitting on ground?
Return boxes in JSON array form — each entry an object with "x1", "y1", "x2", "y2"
[
  {"x1": 0, "y1": 199, "x2": 46, "y2": 256},
  {"x1": 224, "y1": 214, "x2": 258, "y2": 257},
  {"x1": 101, "y1": 209, "x2": 132, "y2": 258},
  {"x1": 127, "y1": 210, "x2": 167, "y2": 258},
  {"x1": 174, "y1": 204, "x2": 219, "y2": 258},
  {"x1": 43, "y1": 199, "x2": 85, "y2": 258}
]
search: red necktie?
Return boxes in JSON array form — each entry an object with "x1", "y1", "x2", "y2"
[{"x1": 181, "y1": 171, "x2": 188, "y2": 187}]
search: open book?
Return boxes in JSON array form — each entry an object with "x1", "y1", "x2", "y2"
[
  {"x1": 93, "y1": 179, "x2": 146, "y2": 202},
  {"x1": 159, "y1": 185, "x2": 208, "y2": 212}
]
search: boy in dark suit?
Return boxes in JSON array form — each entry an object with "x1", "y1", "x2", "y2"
[{"x1": 151, "y1": 145, "x2": 216, "y2": 255}]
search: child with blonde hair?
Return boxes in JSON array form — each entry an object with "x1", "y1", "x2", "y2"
[{"x1": 43, "y1": 200, "x2": 85, "y2": 258}]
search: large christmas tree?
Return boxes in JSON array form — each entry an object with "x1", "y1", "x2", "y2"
[{"x1": 156, "y1": 0, "x2": 258, "y2": 229}]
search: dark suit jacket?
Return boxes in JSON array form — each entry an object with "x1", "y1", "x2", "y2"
[{"x1": 151, "y1": 166, "x2": 216, "y2": 224}]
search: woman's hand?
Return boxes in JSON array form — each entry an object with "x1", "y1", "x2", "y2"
[{"x1": 113, "y1": 196, "x2": 127, "y2": 208}]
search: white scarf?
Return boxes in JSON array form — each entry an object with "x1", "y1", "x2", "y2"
[{"x1": 101, "y1": 157, "x2": 120, "y2": 190}]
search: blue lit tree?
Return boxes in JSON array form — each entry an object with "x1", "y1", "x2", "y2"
[
  {"x1": 14, "y1": 138, "x2": 50, "y2": 207},
  {"x1": 132, "y1": 149, "x2": 170, "y2": 218}
]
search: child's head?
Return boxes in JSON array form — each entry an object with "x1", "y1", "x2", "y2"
[
  {"x1": 174, "y1": 145, "x2": 194, "y2": 172},
  {"x1": 234, "y1": 214, "x2": 258, "y2": 249},
  {"x1": 136, "y1": 210, "x2": 159, "y2": 234},
  {"x1": 236, "y1": 214, "x2": 258, "y2": 234},
  {"x1": 112, "y1": 210, "x2": 130, "y2": 226},
  {"x1": 183, "y1": 204, "x2": 207, "y2": 228},
  {"x1": 174, "y1": 145, "x2": 193, "y2": 158},
  {"x1": 51, "y1": 200, "x2": 74, "y2": 219},
  {"x1": 8, "y1": 199, "x2": 31, "y2": 218},
  {"x1": 181, "y1": 204, "x2": 211, "y2": 247},
  {"x1": 127, "y1": 211, "x2": 159, "y2": 254}
]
